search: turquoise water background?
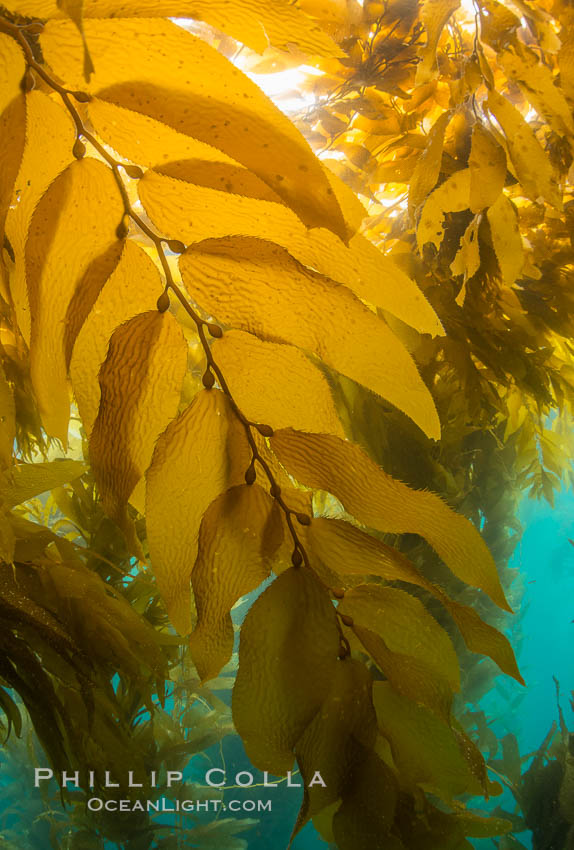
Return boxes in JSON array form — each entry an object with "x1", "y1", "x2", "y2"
[{"x1": 469, "y1": 488, "x2": 574, "y2": 850}]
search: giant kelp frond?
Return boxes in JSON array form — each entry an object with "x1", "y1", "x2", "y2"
[{"x1": 0, "y1": 0, "x2": 571, "y2": 847}]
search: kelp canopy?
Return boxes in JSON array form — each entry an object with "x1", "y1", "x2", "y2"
[{"x1": 0, "y1": 0, "x2": 572, "y2": 847}]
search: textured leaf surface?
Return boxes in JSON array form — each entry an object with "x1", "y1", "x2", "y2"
[
  {"x1": 0, "y1": 33, "x2": 26, "y2": 308},
  {"x1": 5, "y1": 92, "x2": 75, "y2": 344},
  {"x1": 232, "y1": 567, "x2": 340, "y2": 774},
  {"x1": 339, "y1": 583, "x2": 459, "y2": 721},
  {"x1": 304, "y1": 516, "x2": 426, "y2": 588},
  {"x1": 26, "y1": 157, "x2": 123, "y2": 443},
  {"x1": 1, "y1": 0, "x2": 59, "y2": 14},
  {"x1": 212, "y1": 331, "x2": 344, "y2": 437},
  {"x1": 450, "y1": 216, "x2": 480, "y2": 295},
  {"x1": 487, "y1": 91, "x2": 562, "y2": 209},
  {"x1": 190, "y1": 484, "x2": 282, "y2": 682},
  {"x1": 500, "y1": 46, "x2": 574, "y2": 136},
  {"x1": 453, "y1": 812, "x2": 512, "y2": 838},
  {"x1": 339, "y1": 585, "x2": 460, "y2": 692},
  {"x1": 294, "y1": 661, "x2": 400, "y2": 848},
  {"x1": 180, "y1": 239, "x2": 440, "y2": 439},
  {"x1": 293, "y1": 659, "x2": 377, "y2": 828},
  {"x1": 332, "y1": 747, "x2": 400, "y2": 850},
  {"x1": 446, "y1": 602, "x2": 524, "y2": 683},
  {"x1": 409, "y1": 111, "x2": 451, "y2": 215},
  {"x1": 353, "y1": 622, "x2": 455, "y2": 722},
  {"x1": 0, "y1": 509, "x2": 15, "y2": 564},
  {"x1": 469, "y1": 124, "x2": 506, "y2": 214},
  {"x1": 40, "y1": 18, "x2": 347, "y2": 237},
  {"x1": 70, "y1": 241, "x2": 164, "y2": 436},
  {"x1": 85, "y1": 0, "x2": 343, "y2": 57},
  {"x1": 155, "y1": 153, "x2": 364, "y2": 235},
  {"x1": 417, "y1": 169, "x2": 471, "y2": 251},
  {"x1": 487, "y1": 194, "x2": 524, "y2": 287},
  {"x1": 7, "y1": 0, "x2": 342, "y2": 56},
  {"x1": 0, "y1": 95, "x2": 25, "y2": 247},
  {"x1": 89, "y1": 96, "x2": 364, "y2": 238},
  {"x1": 0, "y1": 460, "x2": 86, "y2": 507},
  {"x1": 0, "y1": 366, "x2": 15, "y2": 470},
  {"x1": 0, "y1": 34, "x2": 25, "y2": 114},
  {"x1": 57, "y1": 0, "x2": 94, "y2": 80},
  {"x1": 417, "y1": 0, "x2": 460, "y2": 84},
  {"x1": 303, "y1": 517, "x2": 523, "y2": 682},
  {"x1": 89, "y1": 311, "x2": 187, "y2": 536},
  {"x1": 373, "y1": 682, "x2": 482, "y2": 801},
  {"x1": 270, "y1": 430, "x2": 510, "y2": 611},
  {"x1": 146, "y1": 390, "x2": 251, "y2": 634},
  {"x1": 140, "y1": 171, "x2": 443, "y2": 336},
  {"x1": 559, "y1": 30, "x2": 574, "y2": 101}
]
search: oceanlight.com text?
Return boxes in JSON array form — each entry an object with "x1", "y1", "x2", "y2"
[{"x1": 86, "y1": 797, "x2": 272, "y2": 814}]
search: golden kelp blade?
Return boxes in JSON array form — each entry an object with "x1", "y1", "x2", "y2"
[
  {"x1": 0, "y1": 459, "x2": 86, "y2": 507},
  {"x1": 0, "y1": 94, "x2": 25, "y2": 244},
  {"x1": 0, "y1": 0, "x2": 56, "y2": 15},
  {"x1": 89, "y1": 310, "x2": 187, "y2": 544},
  {"x1": 88, "y1": 97, "x2": 361, "y2": 232},
  {"x1": 291, "y1": 659, "x2": 378, "y2": 833},
  {"x1": 487, "y1": 90, "x2": 562, "y2": 209},
  {"x1": 304, "y1": 517, "x2": 523, "y2": 683},
  {"x1": 468, "y1": 124, "x2": 507, "y2": 214},
  {"x1": 232, "y1": 567, "x2": 340, "y2": 775},
  {"x1": 446, "y1": 602, "x2": 524, "y2": 684},
  {"x1": 339, "y1": 585, "x2": 460, "y2": 693},
  {"x1": 373, "y1": 682, "x2": 482, "y2": 802},
  {"x1": 180, "y1": 238, "x2": 441, "y2": 440},
  {"x1": 70, "y1": 241, "x2": 164, "y2": 436},
  {"x1": 212, "y1": 331, "x2": 345, "y2": 437},
  {"x1": 40, "y1": 18, "x2": 348, "y2": 238},
  {"x1": 190, "y1": 484, "x2": 282, "y2": 682},
  {"x1": 271, "y1": 429, "x2": 511, "y2": 611},
  {"x1": 0, "y1": 33, "x2": 26, "y2": 303},
  {"x1": 37, "y1": 560, "x2": 168, "y2": 677},
  {"x1": 499, "y1": 46, "x2": 574, "y2": 136},
  {"x1": 416, "y1": 0, "x2": 460, "y2": 84},
  {"x1": 487, "y1": 194, "x2": 524, "y2": 287},
  {"x1": 352, "y1": 625, "x2": 455, "y2": 723},
  {"x1": 450, "y1": 216, "x2": 480, "y2": 298},
  {"x1": 3, "y1": 0, "x2": 343, "y2": 57},
  {"x1": 0, "y1": 33, "x2": 26, "y2": 235},
  {"x1": 5, "y1": 91, "x2": 76, "y2": 345},
  {"x1": 0, "y1": 33, "x2": 25, "y2": 114},
  {"x1": 83, "y1": 0, "x2": 343, "y2": 57},
  {"x1": 87, "y1": 98, "x2": 241, "y2": 169},
  {"x1": 25, "y1": 157, "x2": 123, "y2": 444},
  {"x1": 331, "y1": 747, "x2": 401, "y2": 850},
  {"x1": 98, "y1": 0, "x2": 344, "y2": 57},
  {"x1": 417, "y1": 169, "x2": 471, "y2": 251},
  {"x1": 56, "y1": 0, "x2": 94, "y2": 81},
  {"x1": 0, "y1": 367, "x2": 15, "y2": 471},
  {"x1": 408, "y1": 110, "x2": 451, "y2": 217},
  {"x1": 140, "y1": 170, "x2": 443, "y2": 336},
  {"x1": 145, "y1": 389, "x2": 251, "y2": 635}
]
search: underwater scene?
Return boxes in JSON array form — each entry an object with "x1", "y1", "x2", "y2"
[
  {"x1": 0, "y1": 487, "x2": 573, "y2": 850},
  {"x1": 3, "y1": 0, "x2": 574, "y2": 848}
]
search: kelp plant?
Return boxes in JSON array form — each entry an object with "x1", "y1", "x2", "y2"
[{"x1": 0, "y1": 0, "x2": 572, "y2": 848}]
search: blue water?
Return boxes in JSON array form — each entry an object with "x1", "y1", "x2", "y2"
[
  {"x1": 508, "y1": 492, "x2": 574, "y2": 754},
  {"x1": 469, "y1": 487, "x2": 574, "y2": 849}
]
